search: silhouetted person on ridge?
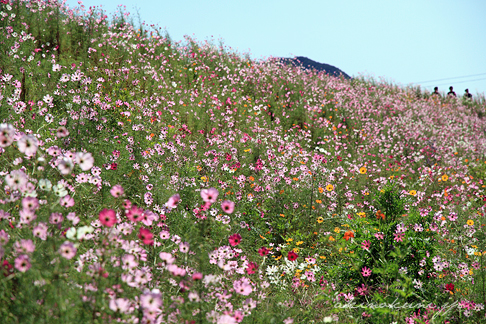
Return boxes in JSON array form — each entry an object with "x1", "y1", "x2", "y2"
[
  {"x1": 464, "y1": 89, "x2": 473, "y2": 99},
  {"x1": 432, "y1": 87, "x2": 440, "y2": 96},
  {"x1": 447, "y1": 86, "x2": 456, "y2": 97}
]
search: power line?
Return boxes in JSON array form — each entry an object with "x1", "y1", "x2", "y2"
[
  {"x1": 430, "y1": 77, "x2": 486, "y2": 87},
  {"x1": 413, "y1": 72, "x2": 486, "y2": 84}
]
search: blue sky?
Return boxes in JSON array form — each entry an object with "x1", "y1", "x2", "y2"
[{"x1": 66, "y1": 0, "x2": 486, "y2": 96}]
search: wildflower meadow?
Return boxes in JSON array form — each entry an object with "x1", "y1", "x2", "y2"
[{"x1": 1, "y1": 1, "x2": 486, "y2": 323}]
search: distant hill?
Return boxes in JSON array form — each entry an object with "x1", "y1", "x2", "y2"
[{"x1": 278, "y1": 56, "x2": 351, "y2": 79}]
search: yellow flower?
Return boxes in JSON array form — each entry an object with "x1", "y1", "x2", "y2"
[
  {"x1": 293, "y1": 248, "x2": 299, "y2": 253},
  {"x1": 467, "y1": 220, "x2": 474, "y2": 226},
  {"x1": 442, "y1": 174, "x2": 449, "y2": 181},
  {"x1": 326, "y1": 184, "x2": 334, "y2": 191},
  {"x1": 296, "y1": 241, "x2": 304, "y2": 245},
  {"x1": 286, "y1": 238, "x2": 293, "y2": 242},
  {"x1": 320, "y1": 256, "x2": 326, "y2": 259},
  {"x1": 359, "y1": 167, "x2": 367, "y2": 174},
  {"x1": 334, "y1": 227, "x2": 340, "y2": 234},
  {"x1": 317, "y1": 217, "x2": 324, "y2": 223},
  {"x1": 409, "y1": 190, "x2": 417, "y2": 196},
  {"x1": 357, "y1": 212, "x2": 366, "y2": 218}
]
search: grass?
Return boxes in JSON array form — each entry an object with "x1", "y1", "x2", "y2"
[{"x1": 0, "y1": 1, "x2": 486, "y2": 323}]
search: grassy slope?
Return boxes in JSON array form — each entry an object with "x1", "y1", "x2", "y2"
[{"x1": 1, "y1": 1, "x2": 486, "y2": 323}]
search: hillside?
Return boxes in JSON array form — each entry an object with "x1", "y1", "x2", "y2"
[
  {"x1": 278, "y1": 56, "x2": 351, "y2": 79},
  {"x1": 1, "y1": 1, "x2": 486, "y2": 323}
]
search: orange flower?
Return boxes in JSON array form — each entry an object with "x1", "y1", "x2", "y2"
[
  {"x1": 376, "y1": 210, "x2": 385, "y2": 220},
  {"x1": 343, "y1": 231, "x2": 354, "y2": 241}
]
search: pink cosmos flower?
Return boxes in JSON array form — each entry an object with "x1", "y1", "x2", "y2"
[
  {"x1": 141, "y1": 210, "x2": 158, "y2": 226},
  {"x1": 192, "y1": 272, "x2": 203, "y2": 280},
  {"x1": 228, "y1": 233, "x2": 242, "y2": 247},
  {"x1": 159, "y1": 230, "x2": 170, "y2": 240},
  {"x1": 19, "y1": 209, "x2": 37, "y2": 224},
  {"x1": 59, "y1": 241, "x2": 77, "y2": 259},
  {"x1": 159, "y1": 252, "x2": 175, "y2": 264},
  {"x1": 218, "y1": 315, "x2": 237, "y2": 324},
  {"x1": 393, "y1": 233, "x2": 405, "y2": 242},
  {"x1": 221, "y1": 200, "x2": 235, "y2": 214},
  {"x1": 60, "y1": 195, "x2": 75, "y2": 208},
  {"x1": 0, "y1": 123, "x2": 15, "y2": 147},
  {"x1": 14, "y1": 255, "x2": 31, "y2": 272},
  {"x1": 361, "y1": 266, "x2": 372, "y2": 277},
  {"x1": 179, "y1": 242, "x2": 190, "y2": 253},
  {"x1": 0, "y1": 230, "x2": 9, "y2": 245},
  {"x1": 233, "y1": 277, "x2": 253, "y2": 295},
  {"x1": 49, "y1": 212, "x2": 63, "y2": 225},
  {"x1": 15, "y1": 239, "x2": 35, "y2": 254},
  {"x1": 33, "y1": 223, "x2": 48, "y2": 240},
  {"x1": 22, "y1": 197, "x2": 39, "y2": 212},
  {"x1": 361, "y1": 240, "x2": 371, "y2": 251},
  {"x1": 374, "y1": 232, "x2": 384, "y2": 240},
  {"x1": 99, "y1": 209, "x2": 117, "y2": 227},
  {"x1": 166, "y1": 194, "x2": 181, "y2": 209},
  {"x1": 167, "y1": 264, "x2": 186, "y2": 276},
  {"x1": 201, "y1": 187, "x2": 219, "y2": 204},
  {"x1": 138, "y1": 228, "x2": 154, "y2": 245},
  {"x1": 56, "y1": 126, "x2": 69, "y2": 138},
  {"x1": 5, "y1": 169, "x2": 28, "y2": 190},
  {"x1": 76, "y1": 152, "x2": 94, "y2": 171},
  {"x1": 17, "y1": 135, "x2": 38, "y2": 157},
  {"x1": 58, "y1": 157, "x2": 74, "y2": 175},
  {"x1": 140, "y1": 291, "x2": 163, "y2": 311},
  {"x1": 121, "y1": 254, "x2": 139, "y2": 270},
  {"x1": 126, "y1": 205, "x2": 144, "y2": 222},
  {"x1": 109, "y1": 298, "x2": 131, "y2": 314},
  {"x1": 110, "y1": 184, "x2": 124, "y2": 198}
]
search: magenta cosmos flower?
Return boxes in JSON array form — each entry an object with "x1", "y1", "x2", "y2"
[
  {"x1": 221, "y1": 200, "x2": 235, "y2": 214},
  {"x1": 99, "y1": 209, "x2": 117, "y2": 227},
  {"x1": 201, "y1": 187, "x2": 218, "y2": 204},
  {"x1": 246, "y1": 262, "x2": 259, "y2": 274},
  {"x1": 138, "y1": 228, "x2": 154, "y2": 245},
  {"x1": 287, "y1": 251, "x2": 298, "y2": 261},
  {"x1": 126, "y1": 205, "x2": 144, "y2": 222},
  {"x1": 258, "y1": 247, "x2": 269, "y2": 256},
  {"x1": 228, "y1": 233, "x2": 242, "y2": 247}
]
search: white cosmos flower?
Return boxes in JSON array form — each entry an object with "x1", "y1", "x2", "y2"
[
  {"x1": 38, "y1": 179, "x2": 52, "y2": 191},
  {"x1": 53, "y1": 183, "x2": 68, "y2": 197}
]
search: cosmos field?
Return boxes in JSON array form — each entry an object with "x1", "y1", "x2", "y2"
[{"x1": 1, "y1": 1, "x2": 486, "y2": 323}]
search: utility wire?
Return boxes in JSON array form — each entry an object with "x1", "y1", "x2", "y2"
[
  {"x1": 413, "y1": 72, "x2": 486, "y2": 84},
  {"x1": 428, "y1": 77, "x2": 486, "y2": 87}
]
